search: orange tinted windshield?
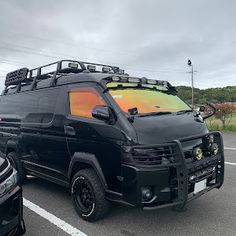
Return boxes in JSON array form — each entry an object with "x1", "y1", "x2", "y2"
[{"x1": 109, "y1": 87, "x2": 189, "y2": 114}]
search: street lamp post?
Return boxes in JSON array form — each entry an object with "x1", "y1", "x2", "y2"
[{"x1": 188, "y1": 59, "x2": 194, "y2": 109}]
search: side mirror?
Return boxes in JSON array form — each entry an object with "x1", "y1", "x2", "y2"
[
  {"x1": 202, "y1": 103, "x2": 216, "y2": 120},
  {"x1": 92, "y1": 105, "x2": 112, "y2": 122},
  {"x1": 199, "y1": 105, "x2": 205, "y2": 112}
]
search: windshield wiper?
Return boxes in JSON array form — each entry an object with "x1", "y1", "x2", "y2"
[
  {"x1": 137, "y1": 111, "x2": 172, "y2": 117},
  {"x1": 176, "y1": 109, "x2": 193, "y2": 115}
]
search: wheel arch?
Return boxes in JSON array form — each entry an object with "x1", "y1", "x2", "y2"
[
  {"x1": 68, "y1": 152, "x2": 108, "y2": 190},
  {"x1": 5, "y1": 140, "x2": 19, "y2": 155}
]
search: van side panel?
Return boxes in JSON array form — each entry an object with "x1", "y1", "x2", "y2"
[
  {"x1": 65, "y1": 83, "x2": 124, "y2": 191},
  {"x1": 0, "y1": 87, "x2": 70, "y2": 177}
]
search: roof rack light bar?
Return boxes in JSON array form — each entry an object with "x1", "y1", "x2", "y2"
[{"x1": 4, "y1": 59, "x2": 126, "y2": 87}]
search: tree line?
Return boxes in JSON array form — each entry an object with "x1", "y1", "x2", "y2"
[{"x1": 176, "y1": 86, "x2": 236, "y2": 104}]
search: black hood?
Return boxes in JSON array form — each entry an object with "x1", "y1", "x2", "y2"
[{"x1": 131, "y1": 112, "x2": 208, "y2": 145}]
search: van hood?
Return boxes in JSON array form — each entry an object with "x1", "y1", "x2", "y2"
[{"x1": 131, "y1": 112, "x2": 208, "y2": 145}]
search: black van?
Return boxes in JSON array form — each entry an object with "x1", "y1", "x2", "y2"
[
  {"x1": 0, "y1": 154, "x2": 25, "y2": 235},
  {"x1": 0, "y1": 60, "x2": 224, "y2": 221}
]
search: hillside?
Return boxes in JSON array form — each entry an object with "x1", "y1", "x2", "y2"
[{"x1": 176, "y1": 86, "x2": 236, "y2": 104}]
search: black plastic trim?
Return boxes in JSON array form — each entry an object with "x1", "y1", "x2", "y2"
[{"x1": 68, "y1": 152, "x2": 108, "y2": 189}]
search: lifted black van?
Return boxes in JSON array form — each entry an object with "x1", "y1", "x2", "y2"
[{"x1": 0, "y1": 60, "x2": 224, "y2": 221}]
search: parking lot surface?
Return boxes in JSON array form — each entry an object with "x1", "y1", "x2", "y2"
[{"x1": 23, "y1": 133, "x2": 236, "y2": 236}]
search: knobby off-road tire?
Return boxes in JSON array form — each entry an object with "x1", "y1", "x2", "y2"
[
  {"x1": 7, "y1": 152, "x2": 26, "y2": 185},
  {"x1": 71, "y1": 169, "x2": 110, "y2": 222}
]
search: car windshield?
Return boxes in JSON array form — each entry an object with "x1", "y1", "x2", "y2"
[{"x1": 108, "y1": 83, "x2": 190, "y2": 114}]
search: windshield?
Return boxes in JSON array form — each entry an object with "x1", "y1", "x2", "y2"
[{"x1": 108, "y1": 83, "x2": 190, "y2": 114}]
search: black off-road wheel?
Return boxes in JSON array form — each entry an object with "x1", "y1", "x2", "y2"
[
  {"x1": 7, "y1": 152, "x2": 26, "y2": 185},
  {"x1": 71, "y1": 169, "x2": 110, "y2": 222}
]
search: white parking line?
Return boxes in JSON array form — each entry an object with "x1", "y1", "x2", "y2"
[
  {"x1": 225, "y1": 147, "x2": 236, "y2": 151},
  {"x1": 23, "y1": 198, "x2": 87, "y2": 236},
  {"x1": 225, "y1": 162, "x2": 236, "y2": 166}
]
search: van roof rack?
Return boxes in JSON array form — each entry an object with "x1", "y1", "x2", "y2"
[{"x1": 4, "y1": 60, "x2": 126, "y2": 88}]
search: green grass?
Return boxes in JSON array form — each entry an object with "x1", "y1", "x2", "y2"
[{"x1": 206, "y1": 113, "x2": 236, "y2": 132}]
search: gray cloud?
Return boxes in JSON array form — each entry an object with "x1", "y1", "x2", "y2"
[{"x1": 0, "y1": 0, "x2": 236, "y2": 91}]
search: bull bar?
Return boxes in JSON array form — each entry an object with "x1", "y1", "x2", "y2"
[{"x1": 123, "y1": 131, "x2": 224, "y2": 210}]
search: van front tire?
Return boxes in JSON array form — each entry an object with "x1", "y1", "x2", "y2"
[
  {"x1": 7, "y1": 152, "x2": 26, "y2": 185},
  {"x1": 71, "y1": 169, "x2": 110, "y2": 222}
]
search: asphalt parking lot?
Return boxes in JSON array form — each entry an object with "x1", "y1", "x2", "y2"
[{"x1": 22, "y1": 133, "x2": 236, "y2": 236}]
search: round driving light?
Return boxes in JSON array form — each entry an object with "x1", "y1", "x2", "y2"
[
  {"x1": 212, "y1": 143, "x2": 219, "y2": 156},
  {"x1": 193, "y1": 147, "x2": 203, "y2": 161},
  {"x1": 141, "y1": 187, "x2": 153, "y2": 201}
]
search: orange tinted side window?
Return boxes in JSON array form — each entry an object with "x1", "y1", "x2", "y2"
[{"x1": 69, "y1": 88, "x2": 105, "y2": 118}]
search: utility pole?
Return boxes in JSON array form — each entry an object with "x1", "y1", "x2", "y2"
[{"x1": 188, "y1": 59, "x2": 194, "y2": 109}]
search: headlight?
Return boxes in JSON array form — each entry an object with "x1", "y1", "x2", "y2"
[
  {"x1": 0, "y1": 169, "x2": 18, "y2": 197},
  {"x1": 193, "y1": 147, "x2": 203, "y2": 161}
]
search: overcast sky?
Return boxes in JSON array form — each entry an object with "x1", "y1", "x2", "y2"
[{"x1": 0, "y1": 0, "x2": 235, "y2": 91}]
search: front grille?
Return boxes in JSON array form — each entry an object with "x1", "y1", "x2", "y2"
[
  {"x1": 0, "y1": 159, "x2": 8, "y2": 173},
  {"x1": 131, "y1": 146, "x2": 174, "y2": 166},
  {"x1": 0, "y1": 168, "x2": 13, "y2": 183},
  {"x1": 0, "y1": 159, "x2": 13, "y2": 183}
]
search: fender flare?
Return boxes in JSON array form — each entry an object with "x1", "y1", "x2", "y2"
[
  {"x1": 68, "y1": 152, "x2": 108, "y2": 190},
  {"x1": 5, "y1": 140, "x2": 19, "y2": 155}
]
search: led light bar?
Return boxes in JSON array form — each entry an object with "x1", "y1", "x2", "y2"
[{"x1": 111, "y1": 76, "x2": 170, "y2": 88}]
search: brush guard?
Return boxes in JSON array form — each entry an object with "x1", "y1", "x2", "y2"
[{"x1": 122, "y1": 131, "x2": 224, "y2": 210}]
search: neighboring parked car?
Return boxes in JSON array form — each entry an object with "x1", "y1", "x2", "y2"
[
  {"x1": 0, "y1": 154, "x2": 25, "y2": 235},
  {"x1": 0, "y1": 60, "x2": 224, "y2": 222}
]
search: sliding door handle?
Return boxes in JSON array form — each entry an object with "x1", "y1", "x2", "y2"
[{"x1": 64, "y1": 125, "x2": 76, "y2": 136}]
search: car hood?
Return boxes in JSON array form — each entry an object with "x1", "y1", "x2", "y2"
[{"x1": 131, "y1": 112, "x2": 208, "y2": 146}]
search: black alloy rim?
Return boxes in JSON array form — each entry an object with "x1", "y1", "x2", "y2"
[{"x1": 73, "y1": 177, "x2": 95, "y2": 214}]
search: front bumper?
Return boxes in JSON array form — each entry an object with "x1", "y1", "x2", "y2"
[
  {"x1": 0, "y1": 186, "x2": 25, "y2": 236},
  {"x1": 121, "y1": 132, "x2": 224, "y2": 209}
]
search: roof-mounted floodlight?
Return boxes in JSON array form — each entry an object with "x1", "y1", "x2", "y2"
[
  {"x1": 112, "y1": 76, "x2": 120, "y2": 82},
  {"x1": 102, "y1": 67, "x2": 111, "y2": 73},
  {"x1": 147, "y1": 79, "x2": 157, "y2": 85},
  {"x1": 128, "y1": 77, "x2": 140, "y2": 83},
  {"x1": 140, "y1": 77, "x2": 147, "y2": 83},
  {"x1": 68, "y1": 62, "x2": 79, "y2": 69},
  {"x1": 162, "y1": 81, "x2": 168, "y2": 87},
  {"x1": 87, "y1": 65, "x2": 96, "y2": 72}
]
